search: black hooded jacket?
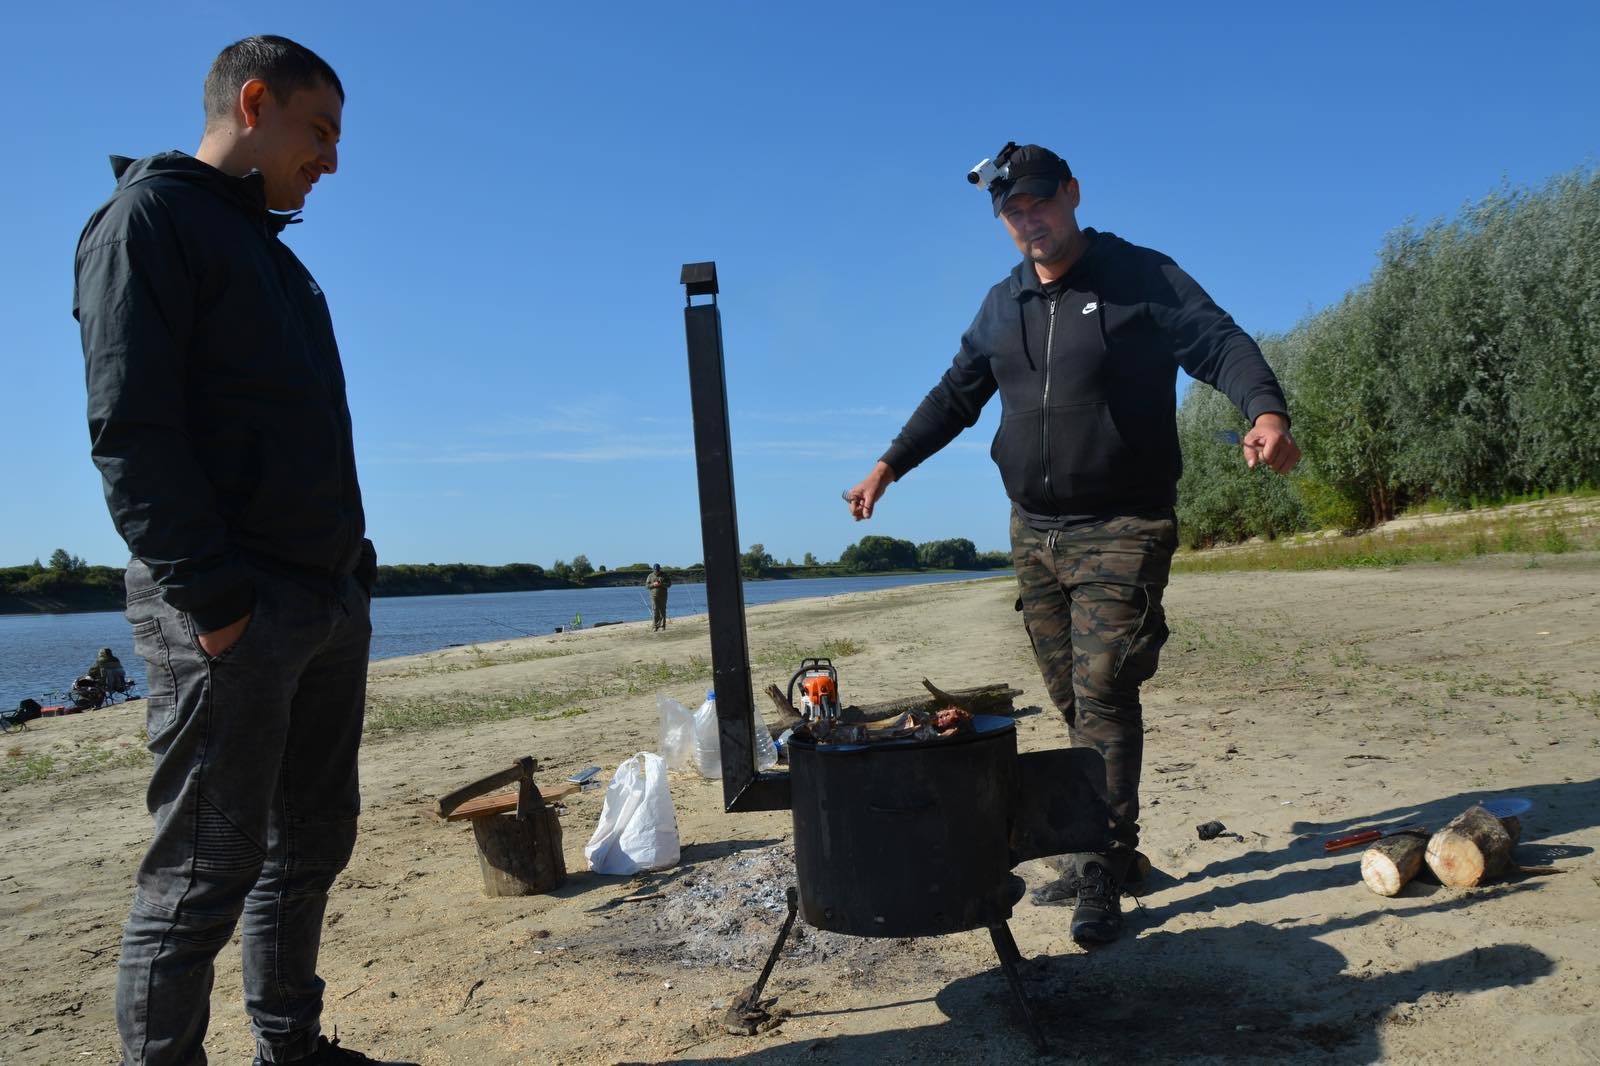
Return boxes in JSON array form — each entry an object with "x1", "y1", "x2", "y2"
[
  {"x1": 880, "y1": 229, "x2": 1289, "y2": 522},
  {"x1": 74, "y1": 152, "x2": 374, "y2": 631}
]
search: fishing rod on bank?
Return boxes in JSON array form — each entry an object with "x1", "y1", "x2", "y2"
[{"x1": 482, "y1": 616, "x2": 538, "y2": 638}]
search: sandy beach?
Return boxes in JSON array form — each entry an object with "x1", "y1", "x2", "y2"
[{"x1": 3, "y1": 557, "x2": 1598, "y2": 1064}]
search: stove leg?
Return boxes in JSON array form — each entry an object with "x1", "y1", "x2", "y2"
[
  {"x1": 750, "y1": 886, "x2": 800, "y2": 1003},
  {"x1": 988, "y1": 921, "x2": 1048, "y2": 1054},
  {"x1": 724, "y1": 886, "x2": 799, "y2": 1036}
]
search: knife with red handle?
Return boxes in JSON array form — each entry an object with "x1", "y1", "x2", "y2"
[
  {"x1": 1323, "y1": 824, "x2": 1429, "y2": 853},
  {"x1": 1322, "y1": 797, "x2": 1532, "y2": 854}
]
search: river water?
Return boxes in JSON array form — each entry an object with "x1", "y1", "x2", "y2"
[{"x1": 1, "y1": 572, "x2": 1007, "y2": 706}]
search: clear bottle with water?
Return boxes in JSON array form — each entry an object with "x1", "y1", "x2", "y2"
[
  {"x1": 752, "y1": 699, "x2": 779, "y2": 772},
  {"x1": 693, "y1": 690, "x2": 722, "y2": 779},
  {"x1": 696, "y1": 690, "x2": 778, "y2": 774}
]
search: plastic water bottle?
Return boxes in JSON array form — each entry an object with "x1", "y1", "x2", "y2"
[
  {"x1": 693, "y1": 690, "x2": 722, "y2": 779},
  {"x1": 753, "y1": 703, "x2": 779, "y2": 772}
]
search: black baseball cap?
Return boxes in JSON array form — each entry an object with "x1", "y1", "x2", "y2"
[{"x1": 990, "y1": 144, "x2": 1073, "y2": 216}]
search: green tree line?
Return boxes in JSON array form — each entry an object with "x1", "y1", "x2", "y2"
[
  {"x1": 1177, "y1": 165, "x2": 1600, "y2": 547},
  {"x1": 2, "y1": 536, "x2": 1009, "y2": 613},
  {"x1": 0, "y1": 555, "x2": 125, "y2": 613}
]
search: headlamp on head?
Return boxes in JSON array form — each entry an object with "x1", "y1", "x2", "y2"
[
  {"x1": 973, "y1": 143, "x2": 1074, "y2": 216},
  {"x1": 967, "y1": 141, "x2": 1019, "y2": 191}
]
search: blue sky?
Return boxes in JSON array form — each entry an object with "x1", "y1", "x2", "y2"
[{"x1": 2, "y1": 1, "x2": 1596, "y2": 569}]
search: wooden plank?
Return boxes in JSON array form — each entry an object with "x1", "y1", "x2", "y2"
[{"x1": 441, "y1": 781, "x2": 581, "y2": 821}]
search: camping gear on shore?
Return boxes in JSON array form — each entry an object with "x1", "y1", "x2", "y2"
[
  {"x1": 679, "y1": 262, "x2": 1107, "y2": 1053},
  {"x1": 435, "y1": 756, "x2": 571, "y2": 896},
  {"x1": 1, "y1": 699, "x2": 43, "y2": 733},
  {"x1": 68, "y1": 675, "x2": 106, "y2": 710}
]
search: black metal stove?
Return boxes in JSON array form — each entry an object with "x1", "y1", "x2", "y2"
[{"x1": 680, "y1": 262, "x2": 1106, "y2": 1053}]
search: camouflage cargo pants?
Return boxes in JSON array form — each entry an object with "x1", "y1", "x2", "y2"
[{"x1": 1011, "y1": 510, "x2": 1178, "y2": 872}]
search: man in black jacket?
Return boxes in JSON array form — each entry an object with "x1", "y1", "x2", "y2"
[
  {"x1": 75, "y1": 36, "x2": 413, "y2": 1066},
  {"x1": 845, "y1": 143, "x2": 1300, "y2": 947}
]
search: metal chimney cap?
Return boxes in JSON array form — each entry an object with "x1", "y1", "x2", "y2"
[{"x1": 680, "y1": 261, "x2": 719, "y2": 296}]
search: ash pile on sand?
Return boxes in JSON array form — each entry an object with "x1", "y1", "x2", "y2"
[{"x1": 653, "y1": 843, "x2": 859, "y2": 969}]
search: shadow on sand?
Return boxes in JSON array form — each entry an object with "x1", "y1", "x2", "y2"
[
  {"x1": 646, "y1": 778, "x2": 1596, "y2": 1063},
  {"x1": 657, "y1": 884, "x2": 1552, "y2": 1063}
]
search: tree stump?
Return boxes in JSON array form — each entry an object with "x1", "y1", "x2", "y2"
[
  {"x1": 1424, "y1": 806, "x2": 1522, "y2": 888},
  {"x1": 470, "y1": 805, "x2": 567, "y2": 896},
  {"x1": 1360, "y1": 832, "x2": 1429, "y2": 896}
]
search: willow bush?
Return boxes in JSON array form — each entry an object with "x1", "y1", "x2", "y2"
[{"x1": 1177, "y1": 166, "x2": 1600, "y2": 542}]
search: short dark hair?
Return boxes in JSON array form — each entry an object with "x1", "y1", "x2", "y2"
[{"x1": 203, "y1": 35, "x2": 344, "y2": 125}]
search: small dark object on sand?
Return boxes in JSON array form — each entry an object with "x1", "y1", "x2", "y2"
[{"x1": 1196, "y1": 820, "x2": 1228, "y2": 841}]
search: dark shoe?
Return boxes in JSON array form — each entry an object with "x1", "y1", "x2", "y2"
[
  {"x1": 253, "y1": 1035, "x2": 420, "y2": 1066},
  {"x1": 1067, "y1": 861, "x2": 1123, "y2": 946}
]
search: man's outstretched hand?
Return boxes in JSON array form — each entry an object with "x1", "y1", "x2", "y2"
[
  {"x1": 843, "y1": 461, "x2": 897, "y2": 521},
  {"x1": 1242, "y1": 414, "x2": 1301, "y2": 474}
]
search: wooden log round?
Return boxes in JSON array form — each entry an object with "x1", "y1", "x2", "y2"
[
  {"x1": 1424, "y1": 806, "x2": 1523, "y2": 888},
  {"x1": 1360, "y1": 832, "x2": 1429, "y2": 896},
  {"x1": 470, "y1": 805, "x2": 567, "y2": 896}
]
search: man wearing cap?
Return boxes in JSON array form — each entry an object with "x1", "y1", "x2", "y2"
[
  {"x1": 645, "y1": 563, "x2": 672, "y2": 631},
  {"x1": 88, "y1": 646, "x2": 129, "y2": 696},
  {"x1": 844, "y1": 143, "x2": 1299, "y2": 947}
]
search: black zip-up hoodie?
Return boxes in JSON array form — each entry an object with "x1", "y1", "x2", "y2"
[
  {"x1": 74, "y1": 152, "x2": 374, "y2": 631},
  {"x1": 880, "y1": 229, "x2": 1288, "y2": 521}
]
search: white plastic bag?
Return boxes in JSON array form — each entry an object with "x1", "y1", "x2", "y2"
[
  {"x1": 657, "y1": 694, "x2": 696, "y2": 772},
  {"x1": 693, "y1": 691, "x2": 723, "y2": 779},
  {"x1": 584, "y1": 752, "x2": 680, "y2": 875}
]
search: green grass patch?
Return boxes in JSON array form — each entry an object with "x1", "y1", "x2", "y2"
[
  {"x1": 364, "y1": 636, "x2": 869, "y2": 737},
  {"x1": 751, "y1": 637, "x2": 866, "y2": 672},
  {"x1": 1, "y1": 743, "x2": 150, "y2": 792},
  {"x1": 379, "y1": 644, "x2": 577, "y2": 679},
  {"x1": 617, "y1": 657, "x2": 713, "y2": 694},
  {"x1": 1173, "y1": 512, "x2": 1598, "y2": 575},
  {"x1": 366, "y1": 683, "x2": 600, "y2": 734},
  {"x1": 1539, "y1": 526, "x2": 1573, "y2": 554}
]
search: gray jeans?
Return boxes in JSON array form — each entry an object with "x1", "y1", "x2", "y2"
[{"x1": 116, "y1": 560, "x2": 371, "y2": 1065}]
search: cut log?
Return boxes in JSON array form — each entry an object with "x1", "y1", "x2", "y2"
[
  {"x1": 761, "y1": 679, "x2": 1023, "y2": 736},
  {"x1": 1360, "y1": 832, "x2": 1429, "y2": 896},
  {"x1": 471, "y1": 805, "x2": 567, "y2": 896},
  {"x1": 1424, "y1": 806, "x2": 1523, "y2": 888}
]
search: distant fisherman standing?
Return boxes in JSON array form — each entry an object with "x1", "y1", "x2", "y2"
[
  {"x1": 845, "y1": 143, "x2": 1300, "y2": 947},
  {"x1": 646, "y1": 563, "x2": 672, "y2": 631},
  {"x1": 75, "y1": 35, "x2": 412, "y2": 1066}
]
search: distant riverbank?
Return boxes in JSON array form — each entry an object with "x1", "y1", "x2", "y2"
[{"x1": 0, "y1": 561, "x2": 1009, "y2": 616}]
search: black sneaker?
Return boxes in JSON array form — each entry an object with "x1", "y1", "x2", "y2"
[
  {"x1": 1067, "y1": 861, "x2": 1123, "y2": 946},
  {"x1": 253, "y1": 1035, "x2": 419, "y2": 1066}
]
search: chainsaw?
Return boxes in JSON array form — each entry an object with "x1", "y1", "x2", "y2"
[{"x1": 787, "y1": 657, "x2": 840, "y2": 723}]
